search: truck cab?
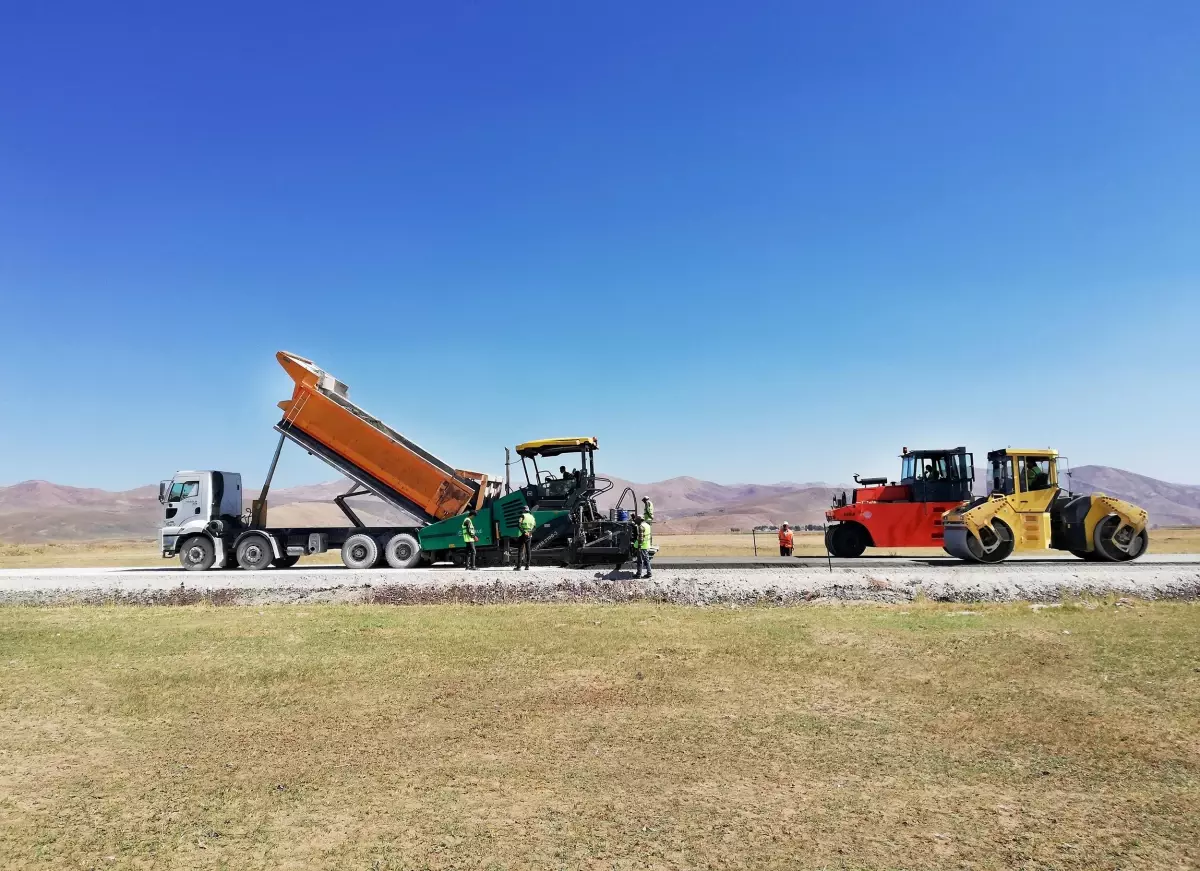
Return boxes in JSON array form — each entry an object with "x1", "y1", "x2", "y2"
[{"x1": 159, "y1": 471, "x2": 244, "y2": 569}]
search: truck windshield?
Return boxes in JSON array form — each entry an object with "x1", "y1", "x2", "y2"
[{"x1": 168, "y1": 481, "x2": 198, "y2": 502}]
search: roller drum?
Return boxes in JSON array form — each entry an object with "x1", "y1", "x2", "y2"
[{"x1": 943, "y1": 527, "x2": 981, "y2": 562}]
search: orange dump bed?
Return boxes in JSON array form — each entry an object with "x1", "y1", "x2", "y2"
[{"x1": 275, "y1": 352, "x2": 477, "y2": 522}]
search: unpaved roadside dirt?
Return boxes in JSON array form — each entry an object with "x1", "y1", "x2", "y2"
[{"x1": 1, "y1": 564, "x2": 1198, "y2": 606}]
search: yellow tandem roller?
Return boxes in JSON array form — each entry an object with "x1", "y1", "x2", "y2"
[{"x1": 941, "y1": 448, "x2": 1149, "y2": 564}]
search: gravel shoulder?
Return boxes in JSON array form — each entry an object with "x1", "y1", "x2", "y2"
[{"x1": 1, "y1": 562, "x2": 1198, "y2": 606}]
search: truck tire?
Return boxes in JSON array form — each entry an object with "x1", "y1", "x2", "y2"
[
  {"x1": 384, "y1": 533, "x2": 422, "y2": 569},
  {"x1": 342, "y1": 533, "x2": 379, "y2": 570},
  {"x1": 179, "y1": 535, "x2": 216, "y2": 571},
  {"x1": 273, "y1": 555, "x2": 300, "y2": 569},
  {"x1": 236, "y1": 534, "x2": 274, "y2": 571}
]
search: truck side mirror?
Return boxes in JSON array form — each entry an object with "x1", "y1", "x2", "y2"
[{"x1": 158, "y1": 481, "x2": 169, "y2": 504}]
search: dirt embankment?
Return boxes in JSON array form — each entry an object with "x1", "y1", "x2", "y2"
[{"x1": 1, "y1": 565, "x2": 1198, "y2": 607}]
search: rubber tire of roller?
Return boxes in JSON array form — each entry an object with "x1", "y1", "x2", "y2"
[
  {"x1": 342, "y1": 533, "x2": 380, "y2": 570},
  {"x1": 237, "y1": 534, "x2": 274, "y2": 571},
  {"x1": 179, "y1": 535, "x2": 216, "y2": 571},
  {"x1": 384, "y1": 533, "x2": 422, "y2": 569},
  {"x1": 1092, "y1": 515, "x2": 1148, "y2": 562},
  {"x1": 272, "y1": 555, "x2": 300, "y2": 569},
  {"x1": 829, "y1": 523, "x2": 867, "y2": 558}
]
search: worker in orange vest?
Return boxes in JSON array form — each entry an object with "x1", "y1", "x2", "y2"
[{"x1": 778, "y1": 523, "x2": 794, "y2": 557}]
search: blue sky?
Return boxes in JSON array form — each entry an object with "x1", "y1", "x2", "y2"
[{"x1": 1, "y1": 1, "x2": 1198, "y2": 490}]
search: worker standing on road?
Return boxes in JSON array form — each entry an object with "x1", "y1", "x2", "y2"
[
  {"x1": 641, "y1": 496, "x2": 655, "y2": 548},
  {"x1": 462, "y1": 508, "x2": 479, "y2": 570},
  {"x1": 515, "y1": 505, "x2": 535, "y2": 570},
  {"x1": 778, "y1": 522, "x2": 794, "y2": 557},
  {"x1": 633, "y1": 514, "x2": 653, "y2": 579}
]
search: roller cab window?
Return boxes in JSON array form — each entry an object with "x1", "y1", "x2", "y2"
[
  {"x1": 990, "y1": 456, "x2": 1014, "y2": 495},
  {"x1": 1020, "y1": 457, "x2": 1052, "y2": 492},
  {"x1": 920, "y1": 457, "x2": 949, "y2": 481}
]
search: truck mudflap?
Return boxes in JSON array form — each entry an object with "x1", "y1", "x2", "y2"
[{"x1": 213, "y1": 536, "x2": 231, "y2": 569}]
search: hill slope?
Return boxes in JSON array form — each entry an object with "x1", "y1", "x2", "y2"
[{"x1": 1, "y1": 465, "x2": 1197, "y2": 542}]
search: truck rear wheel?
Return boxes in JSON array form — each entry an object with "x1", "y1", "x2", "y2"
[
  {"x1": 342, "y1": 533, "x2": 379, "y2": 569},
  {"x1": 236, "y1": 534, "x2": 274, "y2": 571},
  {"x1": 384, "y1": 533, "x2": 421, "y2": 569},
  {"x1": 179, "y1": 535, "x2": 216, "y2": 571}
]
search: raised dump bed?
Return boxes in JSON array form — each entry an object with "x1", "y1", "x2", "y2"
[{"x1": 275, "y1": 351, "x2": 481, "y2": 522}]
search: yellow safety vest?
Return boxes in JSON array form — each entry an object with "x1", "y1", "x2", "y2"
[
  {"x1": 462, "y1": 516, "x2": 476, "y2": 542},
  {"x1": 636, "y1": 521, "x2": 652, "y2": 550},
  {"x1": 643, "y1": 500, "x2": 654, "y2": 522},
  {"x1": 518, "y1": 512, "x2": 535, "y2": 534}
]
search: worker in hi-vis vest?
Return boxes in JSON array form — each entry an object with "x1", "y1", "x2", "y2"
[
  {"x1": 515, "y1": 506, "x2": 535, "y2": 570},
  {"x1": 633, "y1": 514, "x2": 653, "y2": 579},
  {"x1": 462, "y1": 507, "x2": 479, "y2": 570},
  {"x1": 642, "y1": 496, "x2": 654, "y2": 523},
  {"x1": 778, "y1": 522, "x2": 794, "y2": 557}
]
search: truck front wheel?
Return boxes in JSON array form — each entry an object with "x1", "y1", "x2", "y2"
[{"x1": 179, "y1": 535, "x2": 216, "y2": 571}]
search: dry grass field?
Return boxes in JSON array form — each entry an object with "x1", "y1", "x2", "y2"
[
  {"x1": 2, "y1": 527, "x2": 1199, "y2": 568},
  {"x1": 0, "y1": 602, "x2": 1197, "y2": 869}
]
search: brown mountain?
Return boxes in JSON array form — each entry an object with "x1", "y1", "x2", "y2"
[
  {"x1": 595, "y1": 476, "x2": 826, "y2": 517},
  {"x1": 0, "y1": 478, "x2": 406, "y2": 542},
  {"x1": 1, "y1": 465, "x2": 1196, "y2": 543},
  {"x1": 1066, "y1": 466, "x2": 1200, "y2": 527}
]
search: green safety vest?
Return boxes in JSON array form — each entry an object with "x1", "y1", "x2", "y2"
[
  {"x1": 462, "y1": 516, "x2": 476, "y2": 542},
  {"x1": 518, "y1": 512, "x2": 535, "y2": 534},
  {"x1": 643, "y1": 500, "x2": 654, "y2": 522},
  {"x1": 636, "y1": 521, "x2": 652, "y2": 550}
]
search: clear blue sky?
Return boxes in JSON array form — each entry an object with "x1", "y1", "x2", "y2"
[{"x1": 2, "y1": 1, "x2": 1198, "y2": 490}]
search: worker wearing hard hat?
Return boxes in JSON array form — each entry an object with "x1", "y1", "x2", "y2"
[
  {"x1": 515, "y1": 505, "x2": 535, "y2": 570},
  {"x1": 462, "y1": 507, "x2": 479, "y2": 570},
  {"x1": 778, "y1": 523, "x2": 794, "y2": 557},
  {"x1": 632, "y1": 514, "x2": 653, "y2": 579}
]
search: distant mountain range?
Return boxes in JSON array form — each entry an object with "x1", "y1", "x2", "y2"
[{"x1": 1, "y1": 465, "x2": 1197, "y2": 542}]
